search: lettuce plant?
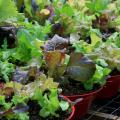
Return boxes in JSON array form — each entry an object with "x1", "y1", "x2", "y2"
[
  {"x1": 89, "y1": 43, "x2": 120, "y2": 71},
  {"x1": 51, "y1": 1, "x2": 77, "y2": 35},
  {"x1": 107, "y1": 32, "x2": 120, "y2": 48},
  {"x1": 0, "y1": 0, "x2": 18, "y2": 23},
  {"x1": 43, "y1": 47, "x2": 111, "y2": 90},
  {"x1": 0, "y1": 95, "x2": 12, "y2": 110},
  {"x1": 0, "y1": 44, "x2": 15, "y2": 82},
  {"x1": 66, "y1": 52, "x2": 111, "y2": 90},
  {"x1": 10, "y1": 21, "x2": 50, "y2": 63},
  {"x1": 86, "y1": 0, "x2": 109, "y2": 14},
  {"x1": 1, "y1": 73, "x2": 59, "y2": 119},
  {"x1": 16, "y1": 0, "x2": 52, "y2": 24},
  {"x1": 83, "y1": 63, "x2": 111, "y2": 90},
  {"x1": 0, "y1": 94, "x2": 29, "y2": 120},
  {"x1": 71, "y1": 31, "x2": 120, "y2": 72},
  {"x1": 42, "y1": 31, "x2": 111, "y2": 90},
  {"x1": 0, "y1": 85, "x2": 69, "y2": 119},
  {"x1": 0, "y1": 60, "x2": 14, "y2": 82},
  {"x1": 32, "y1": 88, "x2": 69, "y2": 118}
]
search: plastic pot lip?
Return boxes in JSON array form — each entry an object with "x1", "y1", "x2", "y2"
[
  {"x1": 62, "y1": 96, "x2": 75, "y2": 120},
  {"x1": 107, "y1": 75, "x2": 120, "y2": 82},
  {"x1": 62, "y1": 87, "x2": 103, "y2": 98},
  {"x1": 109, "y1": 75, "x2": 120, "y2": 78},
  {"x1": 66, "y1": 106, "x2": 75, "y2": 120}
]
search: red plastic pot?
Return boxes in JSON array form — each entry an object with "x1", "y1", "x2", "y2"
[
  {"x1": 66, "y1": 106, "x2": 75, "y2": 120},
  {"x1": 96, "y1": 75, "x2": 120, "y2": 99},
  {"x1": 63, "y1": 96, "x2": 75, "y2": 120},
  {"x1": 63, "y1": 87, "x2": 102, "y2": 119}
]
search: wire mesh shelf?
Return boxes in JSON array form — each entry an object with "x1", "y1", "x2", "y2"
[{"x1": 82, "y1": 92, "x2": 120, "y2": 120}]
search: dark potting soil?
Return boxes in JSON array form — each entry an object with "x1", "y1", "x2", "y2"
[
  {"x1": 0, "y1": 26, "x2": 17, "y2": 48},
  {"x1": 59, "y1": 78, "x2": 100, "y2": 96},
  {"x1": 110, "y1": 69, "x2": 120, "y2": 76},
  {"x1": 101, "y1": 28, "x2": 116, "y2": 42},
  {"x1": 28, "y1": 100, "x2": 71, "y2": 120}
]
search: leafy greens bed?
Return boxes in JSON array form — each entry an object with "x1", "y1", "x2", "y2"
[{"x1": 0, "y1": 0, "x2": 120, "y2": 120}]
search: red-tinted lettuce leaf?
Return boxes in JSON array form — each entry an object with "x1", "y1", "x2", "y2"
[
  {"x1": 44, "y1": 50, "x2": 65, "y2": 77},
  {"x1": 13, "y1": 67, "x2": 29, "y2": 84},
  {"x1": 42, "y1": 34, "x2": 68, "y2": 51},
  {"x1": 0, "y1": 87, "x2": 14, "y2": 98},
  {"x1": 66, "y1": 52, "x2": 96, "y2": 82},
  {"x1": 0, "y1": 104, "x2": 29, "y2": 116}
]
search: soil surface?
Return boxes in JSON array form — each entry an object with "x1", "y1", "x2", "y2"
[
  {"x1": 0, "y1": 26, "x2": 17, "y2": 48},
  {"x1": 110, "y1": 69, "x2": 120, "y2": 76},
  {"x1": 59, "y1": 78, "x2": 100, "y2": 96},
  {"x1": 101, "y1": 28, "x2": 116, "y2": 42}
]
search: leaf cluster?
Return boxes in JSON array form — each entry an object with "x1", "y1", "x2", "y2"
[{"x1": 0, "y1": 0, "x2": 18, "y2": 22}]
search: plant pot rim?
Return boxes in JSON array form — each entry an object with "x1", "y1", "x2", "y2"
[
  {"x1": 63, "y1": 87, "x2": 103, "y2": 98},
  {"x1": 62, "y1": 96, "x2": 75, "y2": 120},
  {"x1": 107, "y1": 75, "x2": 120, "y2": 82},
  {"x1": 110, "y1": 75, "x2": 120, "y2": 77},
  {"x1": 96, "y1": 75, "x2": 120, "y2": 99}
]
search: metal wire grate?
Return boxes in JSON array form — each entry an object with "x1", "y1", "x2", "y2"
[{"x1": 82, "y1": 93, "x2": 120, "y2": 120}]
